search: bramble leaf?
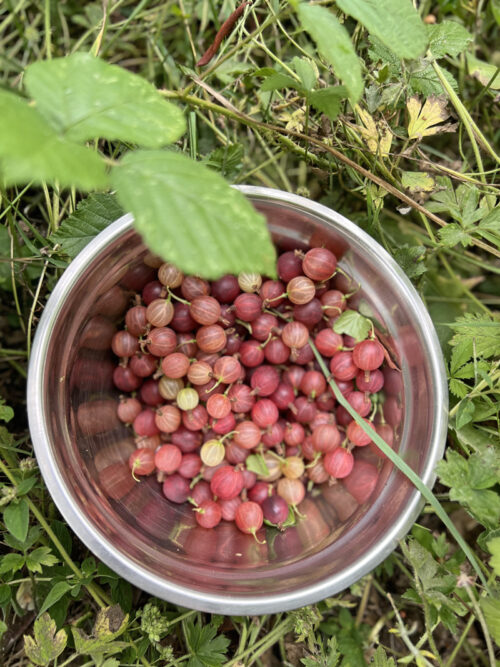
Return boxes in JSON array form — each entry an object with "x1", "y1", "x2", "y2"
[
  {"x1": 110, "y1": 150, "x2": 277, "y2": 279},
  {"x1": 428, "y1": 21, "x2": 473, "y2": 58},
  {"x1": 297, "y1": 4, "x2": 363, "y2": 102},
  {"x1": 0, "y1": 90, "x2": 108, "y2": 190},
  {"x1": 24, "y1": 613, "x2": 67, "y2": 666},
  {"x1": 50, "y1": 194, "x2": 123, "y2": 258},
  {"x1": 487, "y1": 537, "x2": 500, "y2": 577},
  {"x1": 292, "y1": 57, "x2": 317, "y2": 91},
  {"x1": 307, "y1": 86, "x2": 347, "y2": 120},
  {"x1": 336, "y1": 0, "x2": 427, "y2": 59},
  {"x1": 25, "y1": 53, "x2": 186, "y2": 147}
]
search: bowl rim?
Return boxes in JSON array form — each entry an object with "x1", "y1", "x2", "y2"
[{"x1": 27, "y1": 185, "x2": 448, "y2": 614}]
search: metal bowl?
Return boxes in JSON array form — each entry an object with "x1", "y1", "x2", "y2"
[{"x1": 27, "y1": 186, "x2": 447, "y2": 614}]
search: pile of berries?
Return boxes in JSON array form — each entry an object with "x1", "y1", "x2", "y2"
[{"x1": 112, "y1": 246, "x2": 388, "y2": 540}]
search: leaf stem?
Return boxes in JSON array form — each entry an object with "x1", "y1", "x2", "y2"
[
  {"x1": 308, "y1": 338, "x2": 490, "y2": 591},
  {"x1": 463, "y1": 581, "x2": 496, "y2": 667}
]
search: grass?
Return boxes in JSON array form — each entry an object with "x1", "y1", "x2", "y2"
[{"x1": 1, "y1": 0, "x2": 499, "y2": 665}]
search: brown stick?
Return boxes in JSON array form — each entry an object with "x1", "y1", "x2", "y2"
[{"x1": 197, "y1": 2, "x2": 251, "y2": 67}]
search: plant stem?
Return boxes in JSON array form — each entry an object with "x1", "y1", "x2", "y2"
[
  {"x1": 432, "y1": 59, "x2": 500, "y2": 166},
  {"x1": 308, "y1": 339, "x2": 490, "y2": 591},
  {"x1": 44, "y1": 0, "x2": 51, "y2": 58},
  {"x1": 0, "y1": 458, "x2": 111, "y2": 608},
  {"x1": 463, "y1": 581, "x2": 496, "y2": 667}
]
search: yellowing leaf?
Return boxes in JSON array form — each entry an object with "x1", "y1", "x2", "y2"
[
  {"x1": 466, "y1": 54, "x2": 500, "y2": 90},
  {"x1": 401, "y1": 171, "x2": 436, "y2": 193},
  {"x1": 24, "y1": 613, "x2": 67, "y2": 666},
  {"x1": 355, "y1": 105, "x2": 392, "y2": 157},
  {"x1": 279, "y1": 107, "x2": 306, "y2": 132},
  {"x1": 407, "y1": 95, "x2": 455, "y2": 139}
]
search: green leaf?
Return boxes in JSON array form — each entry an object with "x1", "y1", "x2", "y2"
[
  {"x1": 38, "y1": 581, "x2": 73, "y2": 615},
  {"x1": 372, "y1": 645, "x2": 396, "y2": 667},
  {"x1": 466, "y1": 53, "x2": 500, "y2": 90},
  {"x1": 50, "y1": 194, "x2": 123, "y2": 258},
  {"x1": 401, "y1": 171, "x2": 435, "y2": 193},
  {"x1": 246, "y1": 453, "x2": 270, "y2": 477},
  {"x1": 438, "y1": 224, "x2": 472, "y2": 248},
  {"x1": 261, "y1": 72, "x2": 300, "y2": 92},
  {"x1": 333, "y1": 309, "x2": 372, "y2": 341},
  {"x1": 449, "y1": 379, "x2": 469, "y2": 399},
  {"x1": 0, "y1": 90, "x2": 108, "y2": 190},
  {"x1": 487, "y1": 537, "x2": 500, "y2": 577},
  {"x1": 292, "y1": 57, "x2": 317, "y2": 91},
  {"x1": 0, "y1": 397, "x2": 14, "y2": 422},
  {"x1": 185, "y1": 619, "x2": 230, "y2": 667},
  {"x1": 428, "y1": 21, "x2": 473, "y2": 58},
  {"x1": 409, "y1": 62, "x2": 459, "y2": 96},
  {"x1": 336, "y1": 0, "x2": 427, "y2": 59},
  {"x1": 455, "y1": 399, "x2": 475, "y2": 429},
  {"x1": 25, "y1": 53, "x2": 186, "y2": 147},
  {"x1": 393, "y1": 245, "x2": 427, "y2": 279},
  {"x1": 450, "y1": 338, "x2": 473, "y2": 374},
  {"x1": 449, "y1": 313, "x2": 500, "y2": 360},
  {"x1": 0, "y1": 552, "x2": 25, "y2": 574},
  {"x1": 0, "y1": 584, "x2": 11, "y2": 606},
  {"x1": 203, "y1": 144, "x2": 244, "y2": 181},
  {"x1": 24, "y1": 613, "x2": 67, "y2": 666},
  {"x1": 110, "y1": 150, "x2": 277, "y2": 279},
  {"x1": 3, "y1": 498, "x2": 29, "y2": 542},
  {"x1": 26, "y1": 546, "x2": 59, "y2": 573},
  {"x1": 307, "y1": 86, "x2": 347, "y2": 120},
  {"x1": 480, "y1": 596, "x2": 500, "y2": 646},
  {"x1": 297, "y1": 4, "x2": 363, "y2": 102},
  {"x1": 437, "y1": 450, "x2": 500, "y2": 529}
]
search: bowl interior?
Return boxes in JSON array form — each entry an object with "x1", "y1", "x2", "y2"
[{"x1": 29, "y1": 190, "x2": 447, "y2": 613}]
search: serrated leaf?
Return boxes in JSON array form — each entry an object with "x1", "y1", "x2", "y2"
[
  {"x1": 246, "y1": 453, "x2": 270, "y2": 477},
  {"x1": 25, "y1": 53, "x2": 186, "y2": 146},
  {"x1": 307, "y1": 86, "x2": 346, "y2": 120},
  {"x1": 110, "y1": 150, "x2": 277, "y2": 279},
  {"x1": 487, "y1": 537, "x2": 500, "y2": 577},
  {"x1": 401, "y1": 171, "x2": 435, "y2": 193},
  {"x1": 38, "y1": 581, "x2": 73, "y2": 615},
  {"x1": 336, "y1": 0, "x2": 427, "y2": 59},
  {"x1": 24, "y1": 613, "x2": 67, "y2": 666},
  {"x1": 438, "y1": 224, "x2": 472, "y2": 247},
  {"x1": 466, "y1": 54, "x2": 500, "y2": 90},
  {"x1": 449, "y1": 313, "x2": 500, "y2": 360},
  {"x1": 393, "y1": 245, "x2": 427, "y2": 279},
  {"x1": 50, "y1": 194, "x2": 123, "y2": 258},
  {"x1": 333, "y1": 309, "x2": 372, "y2": 341},
  {"x1": 355, "y1": 105, "x2": 392, "y2": 157},
  {"x1": 437, "y1": 450, "x2": 500, "y2": 528},
  {"x1": 3, "y1": 498, "x2": 29, "y2": 542},
  {"x1": 185, "y1": 619, "x2": 230, "y2": 667},
  {"x1": 297, "y1": 4, "x2": 363, "y2": 102},
  {"x1": 26, "y1": 547, "x2": 59, "y2": 573},
  {"x1": 450, "y1": 338, "x2": 473, "y2": 374},
  {"x1": 372, "y1": 645, "x2": 396, "y2": 667},
  {"x1": 449, "y1": 378, "x2": 469, "y2": 398},
  {"x1": 409, "y1": 61, "x2": 459, "y2": 96},
  {"x1": 455, "y1": 399, "x2": 475, "y2": 429},
  {"x1": 428, "y1": 21, "x2": 473, "y2": 58},
  {"x1": 480, "y1": 596, "x2": 500, "y2": 646},
  {"x1": 407, "y1": 95, "x2": 454, "y2": 139},
  {"x1": 261, "y1": 72, "x2": 300, "y2": 92},
  {"x1": 0, "y1": 552, "x2": 25, "y2": 574},
  {"x1": 292, "y1": 57, "x2": 317, "y2": 91},
  {"x1": 0, "y1": 90, "x2": 108, "y2": 190}
]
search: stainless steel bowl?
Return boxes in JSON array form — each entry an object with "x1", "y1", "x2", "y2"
[{"x1": 27, "y1": 186, "x2": 448, "y2": 614}]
